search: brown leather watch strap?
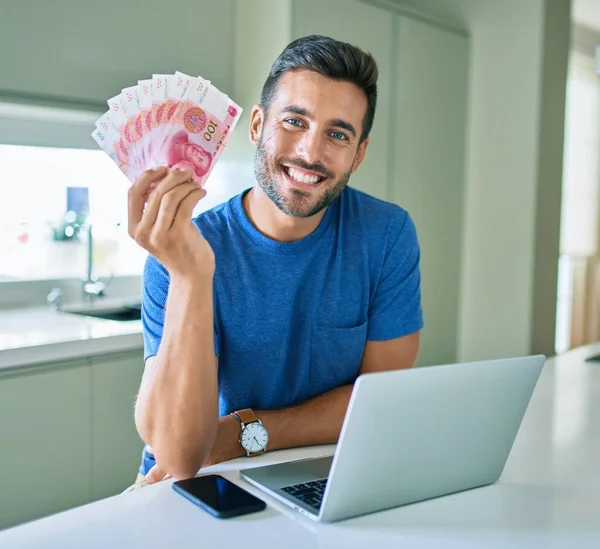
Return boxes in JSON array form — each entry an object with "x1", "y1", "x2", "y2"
[{"x1": 234, "y1": 408, "x2": 258, "y2": 425}]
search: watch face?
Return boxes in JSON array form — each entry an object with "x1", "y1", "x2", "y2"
[{"x1": 240, "y1": 422, "x2": 268, "y2": 453}]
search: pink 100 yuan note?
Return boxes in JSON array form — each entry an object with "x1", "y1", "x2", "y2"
[
  {"x1": 135, "y1": 79, "x2": 153, "y2": 165},
  {"x1": 118, "y1": 81, "x2": 155, "y2": 173},
  {"x1": 120, "y1": 85, "x2": 144, "y2": 174},
  {"x1": 105, "y1": 93, "x2": 141, "y2": 178},
  {"x1": 91, "y1": 113, "x2": 132, "y2": 178},
  {"x1": 141, "y1": 72, "x2": 210, "y2": 172},
  {"x1": 148, "y1": 73, "x2": 188, "y2": 162},
  {"x1": 124, "y1": 74, "x2": 190, "y2": 173},
  {"x1": 91, "y1": 71, "x2": 243, "y2": 187},
  {"x1": 92, "y1": 113, "x2": 120, "y2": 166},
  {"x1": 161, "y1": 87, "x2": 242, "y2": 186}
]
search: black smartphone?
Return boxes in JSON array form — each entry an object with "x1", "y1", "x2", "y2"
[{"x1": 172, "y1": 474, "x2": 266, "y2": 519}]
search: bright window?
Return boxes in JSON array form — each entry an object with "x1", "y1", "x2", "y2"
[
  {"x1": 0, "y1": 103, "x2": 253, "y2": 283},
  {"x1": 0, "y1": 144, "x2": 146, "y2": 281},
  {"x1": 559, "y1": 52, "x2": 600, "y2": 257},
  {"x1": 555, "y1": 51, "x2": 600, "y2": 353}
]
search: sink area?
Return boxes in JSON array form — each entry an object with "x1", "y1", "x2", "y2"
[
  {"x1": 0, "y1": 303, "x2": 144, "y2": 370},
  {"x1": 61, "y1": 301, "x2": 142, "y2": 322},
  {"x1": 68, "y1": 305, "x2": 142, "y2": 321}
]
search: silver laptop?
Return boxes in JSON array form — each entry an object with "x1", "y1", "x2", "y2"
[{"x1": 240, "y1": 355, "x2": 546, "y2": 523}]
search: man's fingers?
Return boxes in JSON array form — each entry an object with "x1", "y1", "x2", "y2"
[
  {"x1": 172, "y1": 187, "x2": 207, "y2": 230},
  {"x1": 145, "y1": 464, "x2": 171, "y2": 484},
  {"x1": 135, "y1": 167, "x2": 194, "y2": 238},
  {"x1": 127, "y1": 167, "x2": 168, "y2": 235},
  {"x1": 153, "y1": 182, "x2": 201, "y2": 233}
]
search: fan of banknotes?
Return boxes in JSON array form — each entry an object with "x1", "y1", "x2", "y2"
[{"x1": 92, "y1": 71, "x2": 242, "y2": 186}]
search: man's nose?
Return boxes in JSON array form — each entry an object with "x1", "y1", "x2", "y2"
[{"x1": 295, "y1": 130, "x2": 325, "y2": 166}]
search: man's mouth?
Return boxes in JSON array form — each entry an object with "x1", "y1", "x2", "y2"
[{"x1": 281, "y1": 165, "x2": 327, "y2": 186}]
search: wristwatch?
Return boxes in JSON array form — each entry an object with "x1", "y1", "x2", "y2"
[{"x1": 232, "y1": 408, "x2": 269, "y2": 456}]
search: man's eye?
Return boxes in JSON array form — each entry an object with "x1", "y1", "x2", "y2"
[
  {"x1": 284, "y1": 118, "x2": 303, "y2": 127},
  {"x1": 330, "y1": 131, "x2": 348, "y2": 141}
]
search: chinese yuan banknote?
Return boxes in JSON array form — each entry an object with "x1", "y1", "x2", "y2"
[{"x1": 92, "y1": 71, "x2": 242, "y2": 186}]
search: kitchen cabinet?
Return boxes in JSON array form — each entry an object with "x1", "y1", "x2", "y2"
[
  {"x1": 0, "y1": 0, "x2": 235, "y2": 107},
  {"x1": 391, "y1": 16, "x2": 468, "y2": 367},
  {"x1": 91, "y1": 351, "x2": 145, "y2": 500},
  {"x1": 0, "y1": 348, "x2": 145, "y2": 530},
  {"x1": 293, "y1": 0, "x2": 469, "y2": 365},
  {"x1": 0, "y1": 359, "x2": 92, "y2": 530}
]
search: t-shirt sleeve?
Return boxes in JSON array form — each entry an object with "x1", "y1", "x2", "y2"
[
  {"x1": 141, "y1": 253, "x2": 221, "y2": 361},
  {"x1": 141, "y1": 254, "x2": 169, "y2": 362},
  {"x1": 367, "y1": 210, "x2": 424, "y2": 341}
]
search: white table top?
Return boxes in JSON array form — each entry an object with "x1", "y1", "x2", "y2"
[{"x1": 2, "y1": 344, "x2": 600, "y2": 548}]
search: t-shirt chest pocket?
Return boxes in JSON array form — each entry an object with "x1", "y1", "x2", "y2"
[{"x1": 310, "y1": 320, "x2": 368, "y2": 386}]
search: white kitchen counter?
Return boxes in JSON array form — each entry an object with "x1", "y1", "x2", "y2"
[
  {"x1": 1, "y1": 343, "x2": 599, "y2": 548},
  {"x1": 0, "y1": 304, "x2": 143, "y2": 370}
]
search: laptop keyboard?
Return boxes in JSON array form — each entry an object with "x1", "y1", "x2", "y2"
[{"x1": 281, "y1": 478, "x2": 328, "y2": 510}]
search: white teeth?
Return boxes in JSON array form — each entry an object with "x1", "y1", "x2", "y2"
[{"x1": 287, "y1": 167, "x2": 321, "y2": 184}]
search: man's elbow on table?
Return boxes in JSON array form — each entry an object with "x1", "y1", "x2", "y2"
[
  {"x1": 154, "y1": 436, "x2": 215, "y2": 481},
  {"x1": 134, "y1": 392, "x2": 218, "y2": 480},
  {"x1": 137, "y1": 415, "x2": 217, "y2": 480}
]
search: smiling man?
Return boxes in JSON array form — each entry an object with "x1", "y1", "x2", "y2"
[{"x1": 127, "y1": 35, "x2": 424, "y2": 488}]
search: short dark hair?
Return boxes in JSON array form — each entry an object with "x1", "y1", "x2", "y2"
[{"x1": 260, "y1": 35, "x2": 378, "y2": 143}]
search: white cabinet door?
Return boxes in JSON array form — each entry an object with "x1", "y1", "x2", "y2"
[
  {"x1": 0, "y1": 360, "x2": 91, "y2": 530},
  {"x1": 392, "y1": 16, "x2": 468, "y2": 366},
  {"x1": 0, "y1": 0, "x2": 235, "y2": 106},
  {"x1": 291, "y1": 0, "x2": 394, "y2": 201},
  {"x1": 90, "y1": 350, "x2": 145, "y2": 500}
]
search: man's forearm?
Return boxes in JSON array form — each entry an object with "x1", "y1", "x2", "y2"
[
  {"x1": 259, "y1": 385, "x2": 353, "y2": 451},
  {"x1": 213, "y1": 385, "x2": 354, "y2": 466},
  {"x1": 135, "y1": 276, "x2": 219, "y2": 480}
]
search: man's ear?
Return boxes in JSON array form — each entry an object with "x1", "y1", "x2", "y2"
[
  {"x1": 351, "y1": 137, "x2": 370, "y2": 173},
  {"x1": 249, "y1": 104, "x2": 264, "y2": 146}
]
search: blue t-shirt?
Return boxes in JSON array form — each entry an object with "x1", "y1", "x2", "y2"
[{"x1": 139, "y1": 186, "x2": 423, "y2": 474}]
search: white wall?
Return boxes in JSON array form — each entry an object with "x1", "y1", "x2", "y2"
[
  {"x1": 391, "y1": 0, "x2": 571, "y2": 360},
  {"x1": 209, "y1": 0, "x2": 295, "y2": 206}
]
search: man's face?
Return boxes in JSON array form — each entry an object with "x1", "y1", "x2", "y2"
[
  {"x1": 250, "y1": 70, "x2": 369, "y2": 218},
  {"x1": 183, "y1": 143, "x2": 211, "y2": 176}
]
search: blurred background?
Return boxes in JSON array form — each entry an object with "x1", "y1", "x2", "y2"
[{"x1": 0, "y1": 0, "x2": 594, "y2": 530}]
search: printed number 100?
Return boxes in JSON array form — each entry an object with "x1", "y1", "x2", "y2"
[{"x1": 204, "y1": 121, "x2": 217, "y2": 142}]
